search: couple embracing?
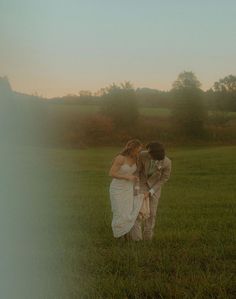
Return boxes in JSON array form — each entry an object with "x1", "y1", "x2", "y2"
[{"x1": 109, "y1": 139, "x2": 172, "y2": 241}]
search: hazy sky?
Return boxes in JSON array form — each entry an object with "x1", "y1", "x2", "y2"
[{"x1": 0, "y1": 0, "x2": 236, "y2": 98}]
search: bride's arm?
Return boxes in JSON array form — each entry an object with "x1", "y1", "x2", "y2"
[{"x1": 109, "y1": 155, "x2": 137, "y2": 181}]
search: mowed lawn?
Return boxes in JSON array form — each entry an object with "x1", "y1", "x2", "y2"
[
  {"x1": 46, "y1": 103, "x2": 236, "y2": 120},
  {"x1": 47, "y1": 145, "x2": 236, "y2": 298},
  {"x1": 46, "y1": 103, "x2": 171, "y2": 118}
]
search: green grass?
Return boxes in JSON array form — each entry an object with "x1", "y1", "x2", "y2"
[
  {"x1": 46, "y1": 145, "x2": 236, "y2": 298},
  {"x1": 47, "y1": 103, "x2": 236, "y2": 120},
  {"x1": 140, "y1": 107, "x2": 170, "y2": 117},
  {"x1": 47, "y1": 103, "x2": 171, "y2": 118},
  {"x1": 47, "y1": 103, "x2": 100, "y2": 117}
]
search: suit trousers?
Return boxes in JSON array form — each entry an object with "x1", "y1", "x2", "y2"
[{"x1": 130, "y1": 190, "x2": 161, "y2": 241}]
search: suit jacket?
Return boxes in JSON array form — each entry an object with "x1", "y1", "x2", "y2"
[{"x1": 135, "y1": 150, "x2": 172, "y2": 195}]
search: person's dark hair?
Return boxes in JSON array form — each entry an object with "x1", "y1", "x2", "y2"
[
  {"x1": 120, "y1": 139, "x2": 142, "y2": 157},
  {"x1": 146, "y1": 141, "x2": 165, "y2": 160}
]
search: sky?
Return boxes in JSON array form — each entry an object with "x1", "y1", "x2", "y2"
[{"x1": 0, "y1": 0, "x2": 236, "y2": 98}]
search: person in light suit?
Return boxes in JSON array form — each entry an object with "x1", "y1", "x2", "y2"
[{"x1": 130, "y1": 141, "x2": 172, "y2": 241}]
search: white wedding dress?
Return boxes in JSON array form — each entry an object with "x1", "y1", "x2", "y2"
[{"x1": 109, "y1": 163, "x2": 145, "y2": 238}]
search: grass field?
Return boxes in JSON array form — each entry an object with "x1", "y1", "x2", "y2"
[
  {"x1": 46, "y1": 103, "x2": 236, "y2": 121},
  {"x1": 46, "y1": 104, "x2": 171, "y2": 118},
  {"x1": 46, "y1": 145, "x2": 236, "y2": 298},
  {"x1": 140, "y1": 107, "x2": 171, "y2": 117}
]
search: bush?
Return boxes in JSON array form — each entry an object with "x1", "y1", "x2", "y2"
[
  {"x1": 208, "y1": 111, "x2": 231, "y2": 127},
  {"x1": 79, "y1": 114, "x2": 114, "y2": 145},
  {"x1": 100, "y1": 83, "x2": 139, "y2": 129}
]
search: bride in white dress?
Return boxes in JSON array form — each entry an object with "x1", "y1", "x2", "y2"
[{"x1": 109, "y1": 139, "x2": 149, "y2": 240}]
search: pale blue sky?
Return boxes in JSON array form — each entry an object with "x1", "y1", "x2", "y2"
[{"x1": 0, "y1": 0, "x2": 236, "y2": 97}]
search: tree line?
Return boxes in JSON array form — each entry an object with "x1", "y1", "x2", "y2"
[
  {"x1": 49, "y1": 73, "x2": 236, "y2": 113},
  {"x1": 96, "y1": 72, "x2": 235, "y2": 140},
  {"x1": 1, "y1": 72, "x2": 236, "y2": 147}
]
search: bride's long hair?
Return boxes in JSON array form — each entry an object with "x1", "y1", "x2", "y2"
[
  {"x1": 120, "y1": 139, "x2": 142, "y2": 158},
  {"x1": 110, "y1": 139, "x2": 142, "y2": 166}
]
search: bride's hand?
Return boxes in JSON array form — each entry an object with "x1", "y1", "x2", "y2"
[
  {"x1": 126, "y1": 175, "x2": 139, "y2": 182},
  {"x1": 143, "y1": 191, "x2": 149, "y2": 199}
]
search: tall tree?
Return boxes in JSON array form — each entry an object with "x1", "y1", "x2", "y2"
[
  {"x1": 171, "y1": 71, "x2": 207, "y2": 138},
  {"x1": 213, "y1": 75, "x2": 236, "y2": 92},
  {"x1": 172, "y1": 71, "x2": 201, "y2": 90},
  {"x1": 213, "y1": 75, "x2": 236, "y2": 111},
  {"x1": 100, "y1": 82, "x2": 139, "y2": 129}
]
